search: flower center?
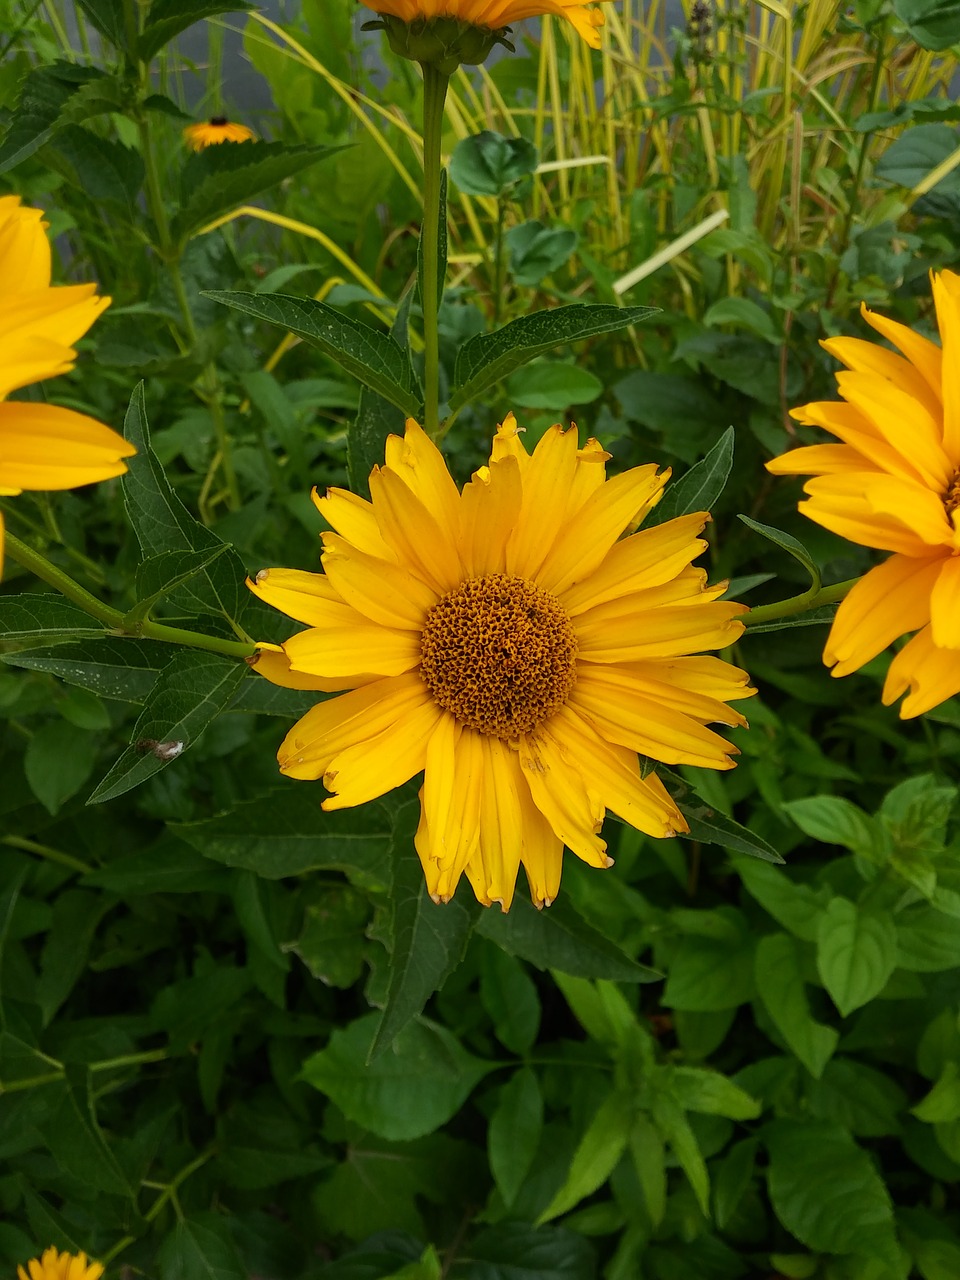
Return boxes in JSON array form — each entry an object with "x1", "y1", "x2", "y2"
[
  {"x1": 419, "y1": 573, "x2": 579, "y2": 739},
  {"x1": 945, "y1": 470, "x2": 960, "y2": 516}
]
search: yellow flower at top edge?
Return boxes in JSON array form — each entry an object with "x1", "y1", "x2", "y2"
[
  {"x1": 767, "y1": 269, "x2": 960, "y2": 718},
  {"x1": 18, "y1": 1248, "x2": 104, "y2": 1280},
  {"x1": 360, "y1": 0, "x2": 607, "y2": 52},
  {"x1": 182, "y1": 118, "x2": 257, "y2": 151},
  {"x1": 249, "y1": 415, "x2": 755, "y2": 911},
  {"x1": 0, "y1": 196, "x2": 135, "y2": 571}
]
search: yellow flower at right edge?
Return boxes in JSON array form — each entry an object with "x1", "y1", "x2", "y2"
[
  {"x1": 18, "y1": 1248, "x2": 104, "y2": 1280},
  {"x1": 0, "y1": 196, "x2": 135, "y2": 570},
  {"x1": 248, "y1": 415, "x2": 755, "y2": 911},
  {"x1": 767, "y1": 269, "x2": 960, "y2": 717}
]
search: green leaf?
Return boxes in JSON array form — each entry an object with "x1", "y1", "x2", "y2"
[
  {"x1": 348, "y1": 281, "x2": 417, "y2": 495},
  {"x1": 479, "y1": 943, "x2": 541, "y2": 1053},
  {"x1": 897, "y1": 905, "x2": 960, "y2": 971},
  {"x1": 659, "y1": 768, "x2": 783, "y2": 861},
  {"x1": 816, "y1": 897, "x2": 897, "y2": 1016},
  {"x1": 37, "y1": 890, "x2": 106, "y2": 1024},
  {"x1": 83, "y1": 836, "x2": 229, "y2": 894},
  {"x1": 651, "y1": 1092, "x2": 710, "y2": 1215},
  {"x1": 74, "y1": 0, "x2": 127, "y2": 47},
  {"x1": 287, "y1": 884, "x2": 369, "y2": 987},
  {"x1": 228, "y1": 674, "x2": 317, "y2": 718},
  {"x1": 651, "y1": 427, "x2": 735, "y2": 524},
  {"x1": 176, "y1": 788, "x2": 392, "y2": 887},
  {"x1": 506, "y1": 361, "x2": 603, "y2": 410},
  {"x1": 448, "y1": 304, "x2": 656, "y2": 412},
  {"x1": 875, "y1": 124, "x2": 960, "y2": 199},
  {"x1": 741, "y1": 605, "x2": 838, "y2": 635},
  {"x1": 668, "y1": 1066, "x2": 762, "y2": 1120},
  {"x1": 538, "y1": 1091, "x2": 631, "y2": 1222},
  {"x1": 713, "y1": 1137, "x2": 759, "y2": 1230},
  {"x1": 369, "y1": 801, "x2": 478, "y2": 1059},
  {"x1": 450, "y1": 1224, "x2": 596, "y2": 1280},
  {"x1": 662, "y1": 919, "x2": 756, "y2": 1012},
  {"x1": 488, "y1": 1066, "x2": 544, "y2": 1208},
  {"x1": 44, "y1": 125, "x2": 144, "y2": 212},
  {"x1": 806, "y1": 1058, "x2": 907, "y2": 1138},
  {"x1": 765, "y1": 1120, "x2": 897, "y2": 1259},
  {"x1": 754, "y1": 932, "x2": 838, "y2": 1078},
  {"x1": 173, "y1": 140, "x2": 340, "y2": 243},
  {"x1": 38, "y1": 1075, "x2": 135, "y2": 1197},
  {"x1": 629, "y1": 1115, "x2": 667, "y2": 1227},
  {"x1": 781, "y1": 795, "x2": 882, "y2": 855},
  {"x1": 134, "y1": 544, "x2": 232, "y2": 615},
  {"x1": 122, "y1": 383, "x2": 249, "y2": 622},
  {"x1": 138, "y1": 0, "x2": 256, "y2": 62},
  {"x1": 206, "y1": 291, "x2": 420, "y2": 417},
  {"x1": 731, "y1": 853, "x2": 825, "y2": 942},
  {"x1": 912, "y1": 1062, "x2": 960, "y2": 1123},
  {"x1": 892, "y1": 0, "x2": 960, "y2": 49},
  {"x1": 507, "y1": 220, "x2": 578, "y2": 286},
  {"x1": 0, "y1": 595, "x2": 106, "y2": 641},
  {"x1": 87, "y1": 650, "x2": 246, "y2": 804},
  {"x1": 476, "y1": 893, "x2": 658, "y2": 982},
  {"x1": 3, "y1": 637, "x2": 168, "y2": 702},
  {"x1": 449, "y1": 130, "x2": 538, "y2": 196},
  {"x1": 301, "y1": 1013, "x2": 491, "y2": 1141},
  {"x1": 738, "y1": 515, "x2": 821, "y2": 593},
  {"x1": 158, "y1": 1215, "x2": 246, "y2": 1280},
  {"x1": 24, "y1": 722, "x2": 98, "y2": 814},
  {"x1": 0, "y1": 62, "x2": 113, "y2": 174},
  {"x1": 704, "y1": 296, "x2": 780, "y2": 343}
]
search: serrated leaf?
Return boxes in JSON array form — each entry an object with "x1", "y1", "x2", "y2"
[
  {"x1": 206, "y1": 291, "x2": 420, "y2": 417},
  {"x1": 538, "y1": 1091, "x2": 631, "y2": 1222},
  {"x1": 652, "y1": 427, "x2": 734, "y2": 524},
  {"x1": 39, "y1": 1076, "x2": 135, "y2": 1197},
  {"x1": 0, "y1": 62, "x2": 113, "y2": 174},
  {"x1": 138, "y1": 0, "x2": 256, "y2": 62},
  {"x1": 0, "y1": 595, "x2": 106, "y2": 641},
  {"x1": 175, "y1": 787, "x2": 392, "y2": 886},
  {"x1": 87, "y1": 650, "x2": 246, "y2": 804},
  {"x1": 134, "y1": 545, "x2": 232, "y2": 615},
  {"x1": 75, "y1": 0, "x2": 127, "y2": 47},
  {"x1": 476, "y1": 893, "x2": 658, "y2": 982},
  {"x1": 122, "y1": 383, "x2": 248, "y2": 622},
  {"x1": 3, "y1": 637, "x2": 169, "y2": 702},
  {"x1": 659, "y1": 768, "x2": 783, "y2": 862},
  {"x1": 448, "y1": 304, "x2": 656, "y2": 412},
  {"x1": 765, "y1": 1120, "x2": 897, "y2": 1259},
  {"x1": 738, "y1": 514, "x2": 821, "y2": 593},
  {"x1": 816, "y1": 897, "x2": 897, "y2": 1017},
  {"x1": 369, "y1": 800, "x2": 478, "y2": 1059},
  {"x1": 348, "y1": 281, "x2": 417, "y2": 495},
  {"x1": 173, "y1": 140, "x2": 340, "y2": 243},
  {"x1": 44, "y1": 125, "x2": 144, "y2": 211},
  {"x1": 754, "y1": 932, "x2": 838, "y2": 1078},
  {"x1": 301, "y1": 1013, "x2": 491, "y2": 1141}
]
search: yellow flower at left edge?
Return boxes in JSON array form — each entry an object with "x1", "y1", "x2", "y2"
[
  {"x1": 18, "y1": 1248, "x2": 104, "y2": 1280},
  {"x1": 0, "y1": 195, "x2": 135, "y2": 572},
  {"x1": 247, "y1": 415, "x2": 756, "y2": 911}
]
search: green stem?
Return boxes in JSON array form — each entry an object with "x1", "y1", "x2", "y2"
[
  {"x1": 742, "y1": 576, "x2": 858, "y2": 629},
  {"x1": 5, "y1": 532, "x2": 256, "y2": 660},
  {"x1": 492, "y1": 194, "x2": 505, "y2": 327},
  {"x1": 420, "y1": 62, "x2": 449, "y2": 440},
  {"x1": 1, "y1": 835, "x2": 93, "y2": 875},
  {"x1": 101, "y1": 1148, "x2": 216, "y2": 1265}
]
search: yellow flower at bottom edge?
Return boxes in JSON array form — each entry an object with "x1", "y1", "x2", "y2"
[
  {"x1": 0, "y1": 196, "x2": 135, "y2": 571},
  {"x1": 18, "y1": 1249, "x2": 104, "y2": 1280},
  {"x1": 360, "y1": 0, "x2": 606, "y2": 51},
  {"x1": 182, "y1": 118, "x2": 257, "y2": 151},
  {"x1": 249, "y1": 415, "x2": 755, "y2": 910},
  {"x1": 767, "y1": 269, "x2": 960, "y2": 718}
]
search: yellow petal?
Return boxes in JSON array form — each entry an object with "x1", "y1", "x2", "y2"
[
  {"x1": 278, "y1": 672, "x2": 427, "y2": 778},
  {"x1": 418, "y1": 720, "x2": 484, "y2": 902},
  {"x1": 560, "y1": 512, "x2": 709, "y2": 616},
  {"x1": 536, "y1": 462, "x2": 667, "y2": 596},
  {"x1": 505, "y1": 424, "x2": 580, "y2": 579},
  {"x1": 793, "y1": 397, "x2": 936, "y2": 487},
  {"x1": 576, "y1": 598, "x2": 745, "y2": 662},
  {"x1": 0, "y1": 333, "x2": 77, "y2": 397},
  {"x1": 765, "y1": 443, "x2": 873, "y2": 477},
  {"x1": 798, "y1": 473, "x2": 948, "y2": 557},
  {"x1": 821, "y1": 333, "x2": 943, "y2": 426},
  {"x1": 626, "y1": 654, "x2": 754, "y2": 711},
  {"x1": 861, "y1": 299, "x2": 942, "y2": 405},
  {"x1": 565, "y1": 436, "x2": 612, "y2": 516},
  {"x1": 930, "y1": 554, "x2": 960, "y2": 648},
  {"x1": 883, "y1": 623, "x2": 960, "y2": 718},
  {"x1": 824, "y1": 553, "x2": 942, "y2": 677},
  {"x1": 385, "y1": 418, "x2": 461, "y2": 548},
  {"x1": 474, "y1": 734, "x2": 525, "y2": 910},
  {"x1": 248, "y1": 642, "x2": 367, "y2": 692},
  {"x1": 458, "y1": 455, "x2": 522, "y2": 579},
  {"x1": 322, "y1": 533, "x2": 438, "y2": 629},
  {"x1": 517, "y1": 726, "x2": 608, "y2": 866},
  {"x1": 515, "y1": 774, "x2": 564, "y2": 907},
  {"x1": 322, "y1": 694, "x2": 442, "y2": 809},
  {"x1": 0, "y1": 195, "x2": 51, "y2": 292},
  {"x1": 246, "y1": 567, "x2": 355, "y2": 627},
  {"x1": 933, "y1": 270, "x2": 960, "y2": 458},
  {"x1": 0, "y1": 283, "x2": 110, "y2": 352},
  {"x1": 284, "y1": 620, "x2": 421, "y2": 679},
  {"x1": 0, "y1": 402, "x2": 134, "y2": 491},
  {"x1": 836, "y1": 370, "x2": 951, "y2": 491},
  {"x1": 490, "y1": 410, "x2": 530, "y2": 472},
  {"x1": 312, "y1": 485, "x2": 396, "y2": 561},
  {"x1": 369, "y1": 464, "x2": 462, "y2": 594}
]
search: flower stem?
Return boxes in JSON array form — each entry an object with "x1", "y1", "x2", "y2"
[
  {"x1": 742, "y1": 576, "x2": 858, "y2": 628},
  {"x1": 420, "y1": 62, "x2": 449, "y2": 440},
  {"x1": 5, "y1": 532, "x2": 256, "y2": 660}
]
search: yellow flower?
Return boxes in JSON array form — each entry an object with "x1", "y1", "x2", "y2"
[
  {"x1": 182, "y1": 118, "x2": 257, "y2": 151},
  {"x1": 767, "y1": 269, "x2": 960, "y2": 718},
  {"x1": 360, "y1": 0, "x2": 607, "y2": 50},
  {"x1": 0, "y1": 197, "x2": 135, "y2": 571},
  {"x1": 250, "y1": 416, "x2": 754, "y2": 909},
  {"x1": 18, "y1": 1249, "x2": 104, "y2": 1280}
]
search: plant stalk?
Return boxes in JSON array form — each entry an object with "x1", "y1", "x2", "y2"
[
  {"x1": 742, "y1": 577, "x2": 858, "y2": 628},
  {"x1": 420, "y1": 62, "x2": 449, "y2": 440}
]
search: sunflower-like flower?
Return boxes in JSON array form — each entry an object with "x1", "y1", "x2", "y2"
[
  {"x1": 767, "y1": 270, "x2": 960, "y2": 718},
  {"x1": 250, "y1": 416, "x2": 754, "y2": 909},
  {"x1": 182, "y1": 118, "x2": 257, "y2": 151},
  {"x1": 18, "y1": 1249, "x2": 103, "y2": 1280},
  {"x1": 0, "y1": 196, "x2": 135, "y2": 570}
]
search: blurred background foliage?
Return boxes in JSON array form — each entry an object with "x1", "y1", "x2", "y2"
[{"x1": 2, "y1": 0, "x2": 960, "y2": 1274}]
